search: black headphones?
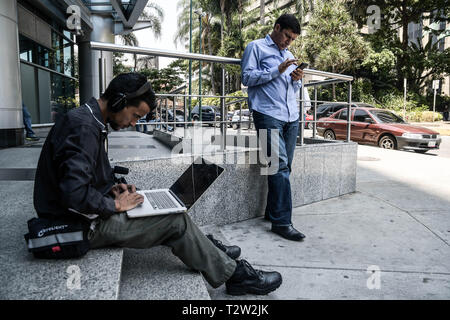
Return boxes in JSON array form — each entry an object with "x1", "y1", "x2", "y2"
[{"x1": 109, "y1": 82, "x2": 152, "y2": 112}]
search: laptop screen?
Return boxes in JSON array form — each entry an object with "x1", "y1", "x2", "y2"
[{"x1": 169, "y1": 158, "x2": 224, "y2": 209}]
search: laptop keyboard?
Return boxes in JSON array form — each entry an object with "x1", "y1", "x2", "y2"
[{"x1": 145, "y1": 191, "x2": 179, "y2": 209}]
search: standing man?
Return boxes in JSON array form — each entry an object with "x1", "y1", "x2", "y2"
[
  {"x1": 241, "y1": 14, "x2": 306, "y2": 241},
  {"x1": 22, "y1": 103, "x2": 39, "y2": 141},
  {"x1": 33, "y1": 72, "x2": 282, "y2": 296}
]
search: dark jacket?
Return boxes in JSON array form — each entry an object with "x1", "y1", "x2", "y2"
[{"x1": 33, "y1": 97, "x2": 116, "y2": 221}]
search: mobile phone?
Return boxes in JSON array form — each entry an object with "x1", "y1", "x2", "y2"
[{"x1": 296, "y1": 62, "x2": 308, "y2": 70}]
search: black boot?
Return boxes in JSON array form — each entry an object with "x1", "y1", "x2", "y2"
[
  {"x1": 225, "y1": 260, "x2": 282, "y2": 296},
  {"x1": 206, "y1": 234, "x2": 241, "y2": 260},
  {"x1": 272, "y1": 224, "x2": 306, "y2": 241}
]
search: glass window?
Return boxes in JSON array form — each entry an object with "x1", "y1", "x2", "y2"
[
  {"x1": 332, "y1": 104, "x2": 346, "y2": 114},
  {"x1": 63, "y1": 39, "x2": 73, "y2": 76},
  {"x1": 52, "y1": 31, "x2": 62, "y2": 73},
  {"x1": 354, "y1": 109, "x2": 371, "y2": 122},
  {"x1": 19, "y1": 35, "x2": 34, "y2": 62},
  {"x1": 370, "y1": 110, "x2": 405, "y2": 123},
  {"x1": 338, "y1": 109, "x2": 348, "y2": 120},
  {"x1": 37, "y1": 46, "x2": 50, "y2": 68}
]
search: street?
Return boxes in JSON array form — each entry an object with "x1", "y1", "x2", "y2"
[
  {"x1": 173, "y1": 126, "x2": 450, "y2": 159},
  {"x1": 423, "y1": 136, "x2": 450, "y2": 159},
  {"x1": 302, "y1": 129, "x2": 450, "y2": 159}
]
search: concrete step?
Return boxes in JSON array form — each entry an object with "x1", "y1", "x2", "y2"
[
  {"x1": 0, "y1": 181, "x2": 124, "y2": 299},
  {"x1": 118, "y1": 247, "x2": 211, "y2": 300}
]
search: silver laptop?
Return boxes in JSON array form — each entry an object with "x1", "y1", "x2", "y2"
[{"x1": 127, "y1": 158, "x2": 225, "y2": 218}]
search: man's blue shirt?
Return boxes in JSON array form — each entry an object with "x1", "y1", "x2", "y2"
[{"x1": 241, "y1": 34, "x2": 301, "y2": 123}]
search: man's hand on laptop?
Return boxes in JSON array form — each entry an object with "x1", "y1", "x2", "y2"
[
  {"x1": 114, "y1": 189, "x2": 144, "y2": 212},
  {"x1": 110, "y1": 183, "x2": 136, "y2": 198},
  {"x1": 111, "y1": 183, "x2": 144, "y2": 212}
]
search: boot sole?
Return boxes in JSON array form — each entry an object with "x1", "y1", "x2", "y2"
[{"x1": 226, "y1": 279, "x2": 282, "y2": 296}]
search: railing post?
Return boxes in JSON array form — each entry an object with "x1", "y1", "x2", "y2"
[
  {"x1": 221, "y1": 66, "x2": 226, "y2": 150},
  {"x1": 172, "y1": 96, "x2": 176, "y2": 130},
  {"x1": 346, "y1": 82, "x2": 352, "y2": 142},
  {"x1": 299, "y1": 76, "x2": 304, "y2": 146},
  {"x1": 165, "y1": 98, "x2": 169, "y2": 132},
  {"x1": 313, "y1": 86, "x2": 317, "y2": 138},
  {"x1": 184, "y1": 94, "x2": 188, "y2": 130}
]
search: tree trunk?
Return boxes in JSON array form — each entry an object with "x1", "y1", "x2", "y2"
[
  {"x1": 397, "y1": 1, "x2": 410, "y2": 91},
  {"x1": 206, "y1": 16, "x2": 216, "y2": 94},
  {"x1": 332, "y1": 65, "x2": 336, "y2": 100},
  {"x1": 220, "y1": 0, "x2": 225, "y2": 45},
  {"x1": 260, "y1": 0, "x2": 265, "y2": 25}
]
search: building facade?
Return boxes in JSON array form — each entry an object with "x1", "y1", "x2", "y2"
[{"x1": 0, "y1": 0, "x2": 151, "y2": 148}]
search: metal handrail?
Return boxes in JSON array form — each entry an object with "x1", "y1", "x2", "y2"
[
  {"x1": 90, "y1": 41, "x2": 241, "y2": 64},
  {"x1": 90, "y1": 41, "x2": 355, "y2": 146},
  {"x1": 89, "y1": 41, "x2": 353, "y2": 80}
]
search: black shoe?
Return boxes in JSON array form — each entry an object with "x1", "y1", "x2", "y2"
[
  {"x1": 272, "y1": 224, "x2": 306, "y2": 241},
  {"x1": 226, "y1": 259, "x2": 282, "y2": 296},
  {"x1": 25, "y1": 135, "x2": 39, "y2": 141},
  {"x1": 206, "y1": 234, "x2": 241, "y2": 260}
]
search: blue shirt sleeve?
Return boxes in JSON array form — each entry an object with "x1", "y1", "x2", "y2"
[{"x1": 241, "y1": 41, "x2": 281, "y2": 87}]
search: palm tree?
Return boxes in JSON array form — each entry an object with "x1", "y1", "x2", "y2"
[{"x1": 118, "y1": 1, "x2": 164, "y2": 71}]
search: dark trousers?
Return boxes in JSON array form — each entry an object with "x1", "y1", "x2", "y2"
[
  {"x1": 252, "y1": 110, "x2": 299, "y2": 226},
  {"x1": 89, "y1": 212, "x2": 236, "y2": 288}
]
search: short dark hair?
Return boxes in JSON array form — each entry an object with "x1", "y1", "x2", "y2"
[
  {"x1": 274, "y1": 14, "x2": 300, "y2": 34},
  {"x1": 101, "y1": 72, "x2": 156, "y2": 113}
]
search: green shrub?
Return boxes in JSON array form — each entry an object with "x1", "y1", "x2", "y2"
[{"x1": 403, "y1": 111, "x2": 443, "y2": 122}]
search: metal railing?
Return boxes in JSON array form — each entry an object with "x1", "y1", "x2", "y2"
[{"x1": 90, "y1": 41, "x2": 354, "y2": 148}]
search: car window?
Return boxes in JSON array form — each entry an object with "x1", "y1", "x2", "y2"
[
  {"x1": 338, "y1": 109, "x2": 348, "y2": 120},
  {"x1": 334, "y1": 104, "x2": 348, "y2": 113},
  {"x1": 317, "y1": 105, "x2": 328, "y2": 113},
  {"x1": 369, "y1": 110, "x2": 405, "y2": 123},
  {"x1": 354, "y1": 109, "x2": 371, "y2": 122}
]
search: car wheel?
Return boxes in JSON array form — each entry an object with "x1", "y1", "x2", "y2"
[
  {"x1": 324, "y1": 129, "x2": 336, "y2": 140},
  {"x1": 378, "y1": 135, "x2": 397, "y2": 150},
  {"x1": 232, "y1": 123, "x2": 240, "y2": 130}
]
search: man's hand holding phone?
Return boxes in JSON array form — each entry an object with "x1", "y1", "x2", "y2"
[
  {"x1": 278, "y1": 58, "x2": 298, "y2": 74},
  {"x1": 290, "y1": 62, "x2": 308, "y2": 81}
]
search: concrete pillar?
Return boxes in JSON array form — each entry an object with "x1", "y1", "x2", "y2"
[
  {"x1": 78, "y1": 5, "x2": 114, "y2": 104},
  {"x1": 0, "y1": 0, "x2": 23, "y2": 147}
]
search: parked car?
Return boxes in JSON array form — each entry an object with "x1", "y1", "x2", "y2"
[
  {"x1": 305, "y1": 113, "x2": 314, "y2": 129},
  {"x1": 316, "y1": 107, "x2": 442, "y2": 153},
  {"x1": 191, "y1": 105, "x2": 219, "y2": 126},
  {"x1": 231, "y1": 109, "x2": 251, "y2": 129},
  {"x1": 309, "y1": 102, "x2": 375, "y2": 122},
  {"x1": 161, "y1": 109, "x2": 185, "y2": 127},
  {"x1": 226, "y1": 112, "x2": 234, "y2": 127}
]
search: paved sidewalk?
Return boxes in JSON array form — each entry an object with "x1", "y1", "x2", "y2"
[
  {"x1": 2, "y1": 129, "x2": 449, "y2": 299},
  {"x1": 415, "y1": 121, "x2": 450, "y2": 136},
  {"x1": 207, "y1": 145, "x2": 450, "y2": 299}
]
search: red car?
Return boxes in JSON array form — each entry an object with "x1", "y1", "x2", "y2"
[
  {"x1": 305, "y1": 113, "x2": 314, "y2": 129},
  {"x1": 317, "y1": 107, "x2": 442, "y2": 153}
]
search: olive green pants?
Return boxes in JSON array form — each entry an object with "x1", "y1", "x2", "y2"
[{"x1": 89, "y1": 212, "x2": 237, "y2": 288}]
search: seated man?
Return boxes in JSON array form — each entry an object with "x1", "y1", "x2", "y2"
[{"x1": 33, "y1": 72, "x2": 282, "y2": 296}]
